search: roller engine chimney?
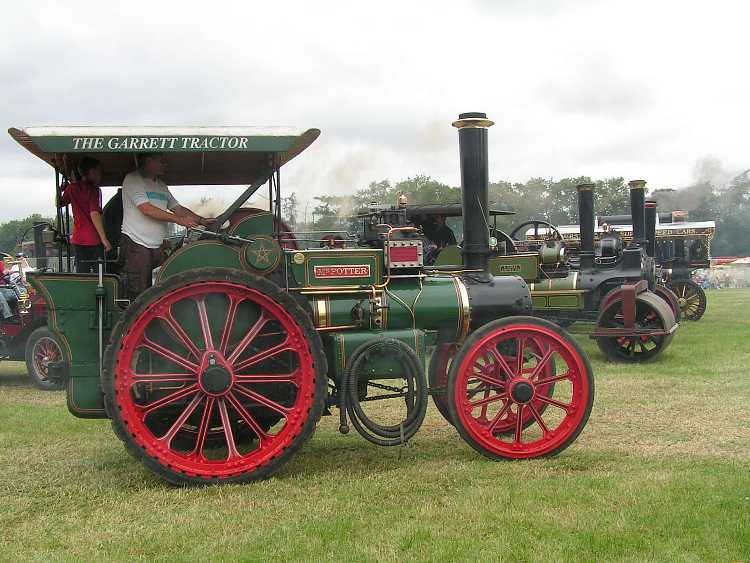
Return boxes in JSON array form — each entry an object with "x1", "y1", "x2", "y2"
[
  {"x1": 453, "y1": 112, "x2": 494, "y2": 272},
  {"x1": 576, "y1": 183, "x2": 596, "y2": 271},
  {"x1": 645, "y1": 199, "x2": 658, "y2": 258},
  {"x1": 628, "y1": 180, "x2": 647, "y2": 249}
]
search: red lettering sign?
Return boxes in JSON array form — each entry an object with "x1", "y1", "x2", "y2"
[{"x1": 313, "y1": 264, "x2": 371, "y2": 279}]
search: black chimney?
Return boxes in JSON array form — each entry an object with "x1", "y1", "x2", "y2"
[
  {"x1": 576, "y1": 183, "x2": 596, "y2": 271},
  {"x1": 644, "y1": 199, "x2": 657, "y2": 258},
  {"x1": 453, "y1": 112, "x2": 494, "y2": 271},
  {"x1": 628, "y1": 179, "x2": 647, "y2": 249}
]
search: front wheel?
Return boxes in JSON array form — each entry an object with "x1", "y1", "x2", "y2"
[
  {"x1": 447, "y1": 317, "x2": 594, "y2": 460},
  {"x1": 25, "y1": 327, "x2": 64, "y2": 391}
]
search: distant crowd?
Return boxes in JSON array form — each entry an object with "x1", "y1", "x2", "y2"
[{"x1": 693, "y1": 268, "x2": 749, "y2": 289}]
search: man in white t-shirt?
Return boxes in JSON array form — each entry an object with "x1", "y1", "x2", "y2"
[{"x1": 119, "y1": 153, "x2": 207, "y2": 299}]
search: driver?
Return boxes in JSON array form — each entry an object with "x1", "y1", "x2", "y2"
[
  {"x1": 120, "y1": 153, "x2": 208, "y2": 300},
  {"x1": 428, "y1": 214, "x2": 456, "y2": 248}
]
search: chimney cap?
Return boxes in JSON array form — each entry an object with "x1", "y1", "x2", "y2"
[
  {"x1": 453, "y1": 112, "x2": 494, "y2": 129},
  {"x1": 628, "y1": 179, "x2": 647, "y2": 189},
  {"x1": 576, "y1": 183, "x2": 595, "y2": 191},
  {"x1": 645, "y1": 200, "x2": 657, "y2": 208}
]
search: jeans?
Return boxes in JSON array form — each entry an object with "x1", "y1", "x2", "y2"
[{"x1": 0, "y1": 288, "x2": 16, "y2": 319}]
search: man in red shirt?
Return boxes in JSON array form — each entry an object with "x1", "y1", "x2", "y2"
[{"x1": 59, "y1": 157, "x2": 112, "y2": 273}]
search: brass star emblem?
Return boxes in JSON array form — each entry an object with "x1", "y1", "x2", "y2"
[{"x1": 251, "y1": 245, "x2": 272, "y2": 265}]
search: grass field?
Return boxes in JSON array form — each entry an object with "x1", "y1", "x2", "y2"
[{"x1": 1, "y1": 289, "x2": 749, "y2": 562}]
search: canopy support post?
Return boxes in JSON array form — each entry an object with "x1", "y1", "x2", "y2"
[
  {"x1": 207, "y1": 173, "x2": 270, "y2": 232},
  {"x1": 273, "y1": 153, "x2": 282, "y2": 242}
]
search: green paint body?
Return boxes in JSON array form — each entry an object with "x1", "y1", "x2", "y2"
[
  {"x1": 435, "y1": 246, "x2": 583, "y2": 311},
  {"x1": 28, "y1": 274, "x2": 123, "y2": 417},
  {"x1": 323, "y1": 329, "x2": 428, "y2": 383},
  {"x1": 30, "y1": 135, "x2": 301, "y2": 154},
  {"x1": 30, "y1": 244, "x2": 465, "y2": 419}
]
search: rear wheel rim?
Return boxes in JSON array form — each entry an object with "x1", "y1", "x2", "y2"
[
  {"x1": 33, "y1": 336, "x2": 62, "y2": 381},
  {"x1": 452, "y1": 324, "x2": 591, "y2": 458},
  {"x1": 113, "y1": 281, "x2": 316, "y2": 479}
]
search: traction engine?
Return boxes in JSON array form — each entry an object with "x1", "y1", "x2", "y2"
[{"x1": 23, "y1": 113, "x2": 596, "y2": 485}]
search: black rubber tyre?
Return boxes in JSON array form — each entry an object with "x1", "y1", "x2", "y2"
[
  {"x1": 25, "y1": 326, "x2": 64, "y2": 391},
  {"x1": 667, "y1": 279, "x2": 707, "y2": 321},
  {"x1": 102, "y1": 267, "x2": 328, "y2": 486},
  {"x1": 428, "y1": 343, "x2": 457, "y2": 425}
]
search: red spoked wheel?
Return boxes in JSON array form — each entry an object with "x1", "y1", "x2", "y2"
[
  {"x1": 25, "y1": 326, "x2": 64, "y2": 391},
  {"x1": 103, "y1": 268, "x2": 326, "y2": 485},
  {"x1": 430, "y1": 339, "x2": 555, "y2": 432},
  {"x1": 447, "y1": 317, "x2": 594, "y2": 460}
]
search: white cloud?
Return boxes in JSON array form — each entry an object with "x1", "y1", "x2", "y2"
[{"x1": 1, "y1": 0, "x2": 748, "y2": 221}]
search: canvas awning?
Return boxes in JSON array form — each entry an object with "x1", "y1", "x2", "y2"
[{"x1": 8, "y1": 126, "x2": 320, "y2": 187}]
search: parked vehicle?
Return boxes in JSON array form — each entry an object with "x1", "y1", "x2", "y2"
[
  {"x1": 428, "y1": 182, "x2": 680, "y2": 363},
  {"x1": 10, "y1": 115, "x2": 595, "y2": 484},
  {"x1": 0, "y1": 253, "x2": 62, "y2": 389}
]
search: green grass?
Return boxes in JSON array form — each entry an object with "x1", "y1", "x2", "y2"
[{"x1": 1, "y1": 290, "x2": 749, "y2": 562}]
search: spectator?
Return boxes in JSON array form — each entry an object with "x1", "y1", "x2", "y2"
[{"x1": 60, "y1": 157, "x2": 111, "y2": 273}]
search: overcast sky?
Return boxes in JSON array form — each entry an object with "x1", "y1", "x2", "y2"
[{"x1": 2, "y1": 0, "x2": 748, "y2": 221}]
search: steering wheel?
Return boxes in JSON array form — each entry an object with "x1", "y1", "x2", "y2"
[
  {"x1": 510, "y1": 220, "x2": 562, "y2": 242},
  {"x1": 491, "y1": 229, "x2": 517, "y2": 253},
  {"x1": 457, "y1": 229, "x2": 518, "y2": 254}
]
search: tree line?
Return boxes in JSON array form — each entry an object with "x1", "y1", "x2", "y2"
[
  {"x1": 296, "y1": 173, "x2": 749, "y2": 256},
  {"x1": 2, "y1": 172, "x2": 748, "y2": 256}
]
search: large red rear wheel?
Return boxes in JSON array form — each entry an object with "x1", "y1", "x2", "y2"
[
  {"x1": 103, "y1": 268, "x2": 326, "y2": 485},
  {"x1": 447, "y1": 317, "x2": 593, "y2": 459}
]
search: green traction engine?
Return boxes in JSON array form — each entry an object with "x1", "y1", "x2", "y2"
[
  {"x1": 430, "y1": 180, "x2": 680, "y2": 363},
  {"x1": 10, "y1": 114, "x2": 595, "y2": 485}
]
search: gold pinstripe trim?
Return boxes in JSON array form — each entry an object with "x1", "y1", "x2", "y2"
[
  {"x1": 227, "y1": 211, "x2": 274, "y2": 235},
  {"x1": 338, "y1": 334, "x2": 346, "y2": 375},
  {"x1": 453, "y1": 277, "x2": 471, "y2": 341},
  {"x1": 155, "y1": 240, "x2": 241, "y2": 284}
]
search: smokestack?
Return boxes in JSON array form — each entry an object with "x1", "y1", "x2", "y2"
[
  {"x1": 645, "y1": 200, "x2": 657, "y2": 258},
  {"x1": 453, "y1": 112, "x2": 494, "y2": 271},
  {"x1": 576, "y1": 183, "x2": 596, "y2": 271},
  {"x1": 628, "y1": 179, "x2": 647, "y2": 249}
]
